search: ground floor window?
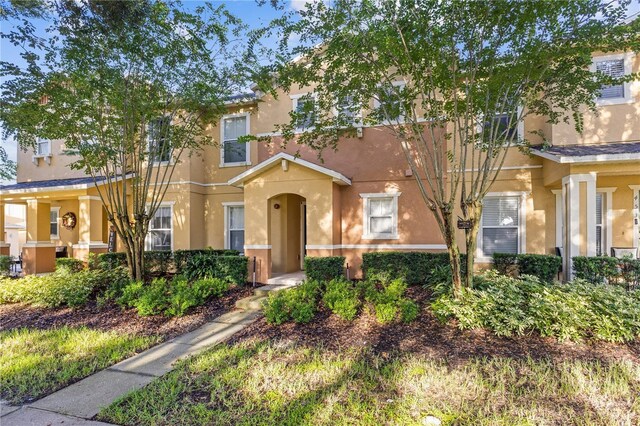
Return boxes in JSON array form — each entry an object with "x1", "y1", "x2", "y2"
[
  {"x1": 50, "y1": 207, "x2": 60, "y2": 239},
  {"x1": 479, "y1": 195, "x2": 521, "y2": 257},
  {"x1": 226, "y1": 204, "x2": 244, "y2": 253},
  {"x1": 146, "y1": 205, "x2": 172, "y2": 251},
  {"x1": 361, "y1": 193, "x2": 400, "y2": 239},
  {"x1": 596, "y1": 192, "x2": 604, "y2": 256}
]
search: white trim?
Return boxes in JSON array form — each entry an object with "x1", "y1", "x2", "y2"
[
  {"x1": 591, "y1": 52, "x2": 635, "y2": 106},
  {"x1": 552, "y1": 189, "x2": 563, "y2": 251},
  {"x1": 23, "y1": 241, "x2": 56, "y2": 247},
  {"x1": 220, "y1": 112, "x2": 251, "y2": 167},
  {"x1": 450, "y1": 164, "x2": 542, "y2": 173},
  {"x1": 72, "y1": 242, "x2": 108, "y2": 249},
  {"x1": 145, "y1": 203, "x2": 173, "y2": 252},
  {"x1": 631, "y1": 185, "x2": 640, "y2": 249},
  {"x1": 586, "y1": 179, "x2": 597, "y2": 256},
  {"x1": 477, "y1": 192, "x2": 528, "y2": 261},
  {"x1": 77, "y1": 195, "x2": 102, "y2": 201},
  {"x1": 534, "y1": 148, "x2": 640, "y2": 164},
  {"x1": 373, "y1": 80, "x2": 407, "y2": 124},
  {"x1": 360, "y1": 192, "x2": 401, "y2": 240},
  {"x1": 244, "y1": 244, "x2": 271, "y2": 250},
  {"x1": 148, "y1": 180, "x2": 230, "y2": 187},
  {"x1": 228, "y1": 152, "x2": 352, "y2": 187},
  {"x1": 50, "y1": 206, "x2": 61, "y2": 240},
  {"x1": 223, "y1": 202, "x2": 245, "y2": 252},
  {"x1": 290, "y1": 92, "x2": 318, "y2": 133},
  {"x1": 306, "y1": 244, "x2": 447, "y2": 250}
]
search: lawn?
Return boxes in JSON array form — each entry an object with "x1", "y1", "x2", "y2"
[
  {"x1": 98, "y1": 338, "x2": 640, "y2": 426},
  {"x1": 0, "y1": 326, "x2": 159, "y2": 404}
]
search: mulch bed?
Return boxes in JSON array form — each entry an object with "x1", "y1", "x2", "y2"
[
  {"x1": 0, "y1": 285, "x2": 255, "y2": 341},
  {"x1": 229, "y1": 287, "x2": 640, "y2": 365}
]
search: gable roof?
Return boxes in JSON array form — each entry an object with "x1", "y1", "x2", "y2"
[
  {"x1": 531, "y1": 142, "x2": 640, "y2": 164},
  {"x1": 228, "y1": 152, "x2": 352, "y2": 187}
]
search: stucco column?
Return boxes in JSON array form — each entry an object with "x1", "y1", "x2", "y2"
[
  {"x1": 23, "y1": 199, "x2": 55, "y2": 274},
  {"x1": 73, "y1": 196, "x2": 108, "y2": 261},
  {"x1": 0, "y1": 201, "x2": 10, "y2": 256},
  {"x1": 562, "y1": 173, "x2": 597, "y2": 280}
]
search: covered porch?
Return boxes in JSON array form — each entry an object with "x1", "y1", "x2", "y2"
[{"x1": 0, "y1": 177, "x2": 110, "y2": 274}]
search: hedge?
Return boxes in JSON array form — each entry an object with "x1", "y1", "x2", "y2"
[
  {"x1": 56, "y1": 258, "x2": 85, "y2": 273},
  {"x1": 0, "y1": 255, "x2": 10, "y2": 276},
  {"x1": 573, "y1": 256, "x2": 640, "y2": 288},
  {"x1": 304, "y1": 256, "x2": 345, "y2": 282},
  {"x1": 173, "y1": 249, "x2": 239, "y2": 270},
  {"x1": 362, "y1": 251, "x2": 467, "y2": 286},
  {"x1": 183, "y1": 253, "x2": 248, "y2": 284},
  {"x1": 492, "y1": 253, "x2": 562, "y2": 283}
]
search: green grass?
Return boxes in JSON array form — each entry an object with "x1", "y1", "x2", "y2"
[
  {"x1": 98, "y1": 339, "x2": 640, "y2": 426},
  {"x1": 0, "y1": 327, "x2": 159, "y2": 404}
]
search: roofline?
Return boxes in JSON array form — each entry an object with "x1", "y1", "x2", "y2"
[
  {"x1": 228, "y1": 152, "x2": 352, "y2": 187},
  {"x1": 0, "y1": 181, "x2": 96, "y2": 195},
  {"x1": 532, "y1": 150, "x2": 640, "y2": 164}
]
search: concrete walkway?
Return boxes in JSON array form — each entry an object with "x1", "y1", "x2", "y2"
[{"x1": 1, "y1": 309, "x2": 262, "y2": 426}]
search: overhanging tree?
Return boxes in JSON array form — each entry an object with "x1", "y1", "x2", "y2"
[
  {"x1": 264, "y1": 0, "x2": 639, "y2": 295},
  {"x1": 1, "y1": 0, "x2": 251, "y2": 280}
]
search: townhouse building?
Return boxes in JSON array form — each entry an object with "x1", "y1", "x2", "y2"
[{"x1": 1, "y1": 51, "x2": 638, "y2": 281}]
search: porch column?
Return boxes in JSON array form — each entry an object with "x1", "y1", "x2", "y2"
[
  {"x1": 0, "y1": 201, "x2": 10, "y2": 255},
  {"x1": 73, "y1": 196, "x2": 108, "y2": 261},
  {"x1": 23, "y1": 199, "x2": 55, "y2": 274},
  {"x1": 562, "y1": 173, "x2": 597, "y2": 280}
]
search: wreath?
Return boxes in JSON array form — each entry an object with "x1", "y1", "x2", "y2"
[{"x1": 62, "y1": 212, "x2": 77, "y2": 230}]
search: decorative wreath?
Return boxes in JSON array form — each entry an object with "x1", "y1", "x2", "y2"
[{"x1": 62, "y1": 212, "x2": 77, "y2": 230}]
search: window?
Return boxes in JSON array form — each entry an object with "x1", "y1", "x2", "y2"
[
  {"x1": 148, "y1": 117, "x2": 172, "y2": 163},
  {"x1": 36, "y1": 138, "x2": 51, "y2": 156},
  {"x1": 596, "y1": 192, "x2": 604, "y2": 256},
  {"x1": 335, "y1": 95, "x2": 361, "y2": 125},
  {"x1": 291, "y1": 94, "x2": 316, "y2": 131},
  {"x1": 225, "y1": 204, "x2": 245, "y2": 253},
  {"x1": 361, "y1": 193, "x2": 400, "y2": 239},
  {"x1": 50, "y1": 207, "x2": 60, "y2": 239},
  {"x1": 596, "y1": 59, "x2": 624, "y2": 100},
  {"x1": 480, "y1": 196, "x2": 521, "y2": 257},
  {"x1": 221, "y1": 114, "x2": 249, "y2": 165},
  {"x1": 146, "y1": 206, "x2": 172, "y2": 251},
  {"x1": 374, "y1": 81, "x2": 406, "y2": 123}
]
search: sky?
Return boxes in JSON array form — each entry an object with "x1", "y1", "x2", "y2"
[{"x1": 0, "y1": 0, "x2": 638, "y2": 183}]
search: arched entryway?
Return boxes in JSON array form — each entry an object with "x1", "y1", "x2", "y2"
[{"x1": 269, "y1": 193, "x2": 306, "y2": 274}]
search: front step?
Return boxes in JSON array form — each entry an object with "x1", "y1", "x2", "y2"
[
  {"x1": 254, "y1": 284, "x2": 296, "y2": 297},
  {"x1": 235, "y1": 294, "x2": 268, "y2": 311}
]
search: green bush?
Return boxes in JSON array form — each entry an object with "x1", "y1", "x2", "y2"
[
  {"x1": 361, "y1": 276, "x2": 418, "y2": 324},
  {"x1": 0, "y1": 255, "x2": 11, "y2": 276},
  {"x1": 173, "y1": 249, "x2": 239, "y2": 270},
  {"x1": 362, "y1": 251, "x2": 467, "y2": 286},
  {"x1": 572, "y1": 256, "x2": 620, "y2": 284},
  {"x1": 97, "y1": 252, "x2": 127, "y2": 269},
  {"x1": 399, "y1": 299, "x2": 419, "y2": 323},
  {"x1": 56, "y1": 258, "x2": 85, "y2": 273},
  {"x1": 263, "y1": 280, "x2": 320, "y2": 325},
  {"x1": 0, "y1": 268, "x2": 129, "y2": 308},
  {"x1": 492, "y1": 253, "x2": 561, "y2": 282},
  {"x1": 304, "y1": 256, "x2": 345, "y2": 282},
  {"x1": 144, "y1": 251, "x2": 173, "y2": 276},
  {"x1": 619, "y1": 257, "x2": 640, "y2": 289},
  {"x1": 183, "y1": 254, "x2": 248, "y2": 284},
  {"x1": 431, "y1": 271, "x2": 640, "y2": 342},
  {"x1": 322, "y1": 278, "x2": 361, "y2": 320}
]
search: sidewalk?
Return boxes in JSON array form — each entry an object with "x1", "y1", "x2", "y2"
[{"x1": 1, "y1": 309, "x2": 262, "y2": 426}]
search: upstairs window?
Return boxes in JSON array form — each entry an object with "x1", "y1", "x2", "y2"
[
  {"x1": 335, "y1": 95, "x2": 361, "y2": 125},
  {"x1": 221, "y1": 114, "x2": 249, "y2": 165},
  {"x1": 374, "y1": 81, "x2": 406, "y2": 123},
  {"x1": 596, "y1": 59, "x2": 625, "y2": 100},
  {"x1": 36, "y1": 138, "x2": 51, "y2": 156},
  {"x1": 148, "y1": 117, "x2": 172, "y2": 163},
  {"x1": 479, "y1": 196, "x2": 522, "y2": 257},
  {"x1": 292, "y1": 94, "x2": 317, "y2": 131},
  {"x1": 146, "y1": 205, "x2": 172, "y2": 251}
]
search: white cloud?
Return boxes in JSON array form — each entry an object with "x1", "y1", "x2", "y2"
[{"x1": 290, "y1": 0, "x2": 326, "y2": 12}]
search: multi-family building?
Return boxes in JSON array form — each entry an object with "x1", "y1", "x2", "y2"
[{"x1": 1, "y1": 51, "x2": 638, "y2": 281}]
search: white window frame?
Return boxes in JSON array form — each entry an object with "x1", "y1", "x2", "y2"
[
  {"x1": 373, "y1": 80, "x2": 406, "y2": 124},
  {"x1": 290, "y1": 93, "x2": 318, "y2": 133},
  {"x1": 145, "y1": 203, "x2": 174, "y2": 251},
  {"x1": 591, "y1": 52, "x2": 635, "y2": 106},
  {"x1": 50, "y1": 206, "x2": 61, "y2": 240},
  {"x1": 32, "y1": 138, "x2": 52, "y2": 165},
  {"x1": 220, "y1": 112, "x2": 251, "y2": 167},
  {"x1": 360, "y1": 192, "x2": 401, "y2": 240},
  {"x1": 223, "y1": 202, "x2": 245, "y2": 253},
  {"x1": 477, "y1": 192, "x2": 527, "y2": 263},
  {"x1": 596, "y1": 188, "x2": 616, "y2": 257},
  {"x1": 147, "y1": 116, "x2": 173, "y2": 165},
  {"x1": 332, "y1": 95, "x2": 363, "y2": 127}
]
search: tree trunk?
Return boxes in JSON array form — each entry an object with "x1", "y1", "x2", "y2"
[
  {"x1": 463, "y1": 204, "x2": 483, "y2": 289},
  {"x1": 131, "y1": 235, "x2": 145, "y2": 282},
  {"x1": 441, "y1": 211, "x2": 463, "y2": 297}
]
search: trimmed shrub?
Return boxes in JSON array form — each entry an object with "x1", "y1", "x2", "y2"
[
  {"x1": 431, "y1": 271, "x2": 640, "y2": 342},
  {"x1": 173, "y1": 249, "x2": 239, "y2": 271},
  {"x1": 263, "y1": 280, "x2": 320, "y2": 325},
  {"x1": 322, "y1": 278, "x2": 361, "y2": 320},
  {"x1": 183, "y1": 254, "x2": 248, "y2": 284},
  {"x1": 0, "y1": 268, "x2": 129, "y2": 308},
  {"x1": 572, "y1": 256, "x2": 619, "y2": 284},
  {"x1": 97, "y1": 252, "x2": 127, "y2": 269},
  {"x1": 492, "y1": 253, "x2": 518, "y2": 276},
  {"x1": 304, "y1": 256, "x2": 345, "y2": 282},
  {"x1": 144, "y1": 251, "x2": 173, "y2": 276},
  {"x1": 362, "y1": 251, "x2": 467, "y2": 286},
  {"x1": 56, "y1": 258, "x2": 85, "y2": 273},
  {"x1": 619, "y1": 257, "x2": 640, "y2": 289},
  {"x1": 518, "y1": 254, "x2": 562, "y2": 283},
  {"x1": 361, "y1": 276, "x2": 418, "y2": 324},
  {"x1": 0, "y1": 255, "x2": 11, "y2": 276}
]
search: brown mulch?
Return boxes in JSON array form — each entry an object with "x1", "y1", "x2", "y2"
[
  {"x1": 229, "y1": 287, "x2": 640, "y2": 365},
  {"x1": 0, "y1": 285, "x2": 255, "y2": 341}
]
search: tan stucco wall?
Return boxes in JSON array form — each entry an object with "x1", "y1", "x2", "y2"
[{"x1": 17, "y1": 140, "x2": 87, "y2": 183}]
